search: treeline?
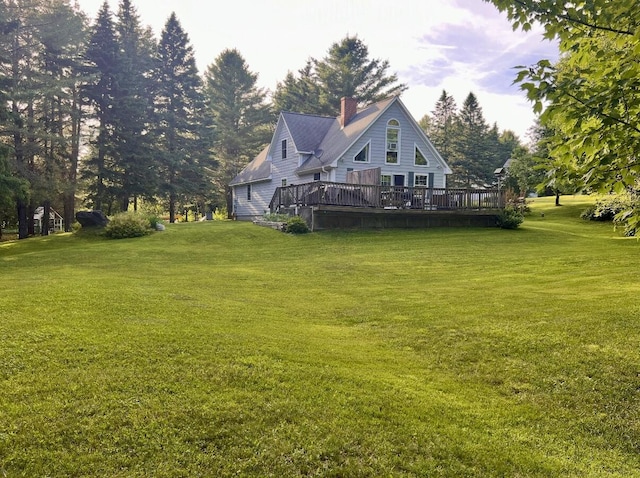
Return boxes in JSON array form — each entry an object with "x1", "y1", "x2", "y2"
[
  {"x1": 0, "y1": 0, "x2": 525, "y2": 240},
  {"x1": 420, "y1": 90, "x2": 526, "y2": 188}
]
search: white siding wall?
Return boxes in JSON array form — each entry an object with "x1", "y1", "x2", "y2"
[
  {"x1": 233, "y1": 181, "x2": 273, "y2": 220},
  {"x1": 334, "y1": 102, "x2": 447, "y2": 188},
  {"x1": 270, "y1": 124, "x2": 301, "y2": 187}
]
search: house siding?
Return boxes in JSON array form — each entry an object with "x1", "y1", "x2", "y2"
[
  {"x1": 334, "y1": 102, "x2": 446, "y2": 187},
  {"x1": 233, "y1": 180, "x2": 273, "y2": 220},
  {"x1": 270, "y1": 122, "x2": 301, "y2": 187}
]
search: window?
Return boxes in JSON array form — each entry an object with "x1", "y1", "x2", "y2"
[
  {"x1": 281, "y1": 139, "x2": 287, "y2": 159},
  {"x1": 381, "y1": 174, "x2": 391, "y2": 187},
  {"x1": 247, "y1": 184, "x2": 251, "y2": 201},
  {"x1": 281, "y1": 178, "x2": 287, "y2": 187},
  {"x1": 354, "y1": 142, "x2": 370, "y2": 163},
  {"x1": 415, "y1": 145, "x2": 428, "y2": 166},
  {"x1": 313, "y1": 172, "x2": 321, "y2": 181},
  {"x1": 415, "y1": 174, "x2": 428, "y2": 187},
  {"x1": 386, "y1": 119, "x2": 400, "y2": 164}
]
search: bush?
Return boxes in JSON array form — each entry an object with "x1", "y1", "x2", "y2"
[
  {"x1": 496, "y1": 207, "x2": 524, "y2": 229},
  {"x1": 284, "y1": 216, "x2": 310, "y2": 234},
  {"x1": 104, "y1": 212, "x2": 153, "y2": 239},
  {"x1": 213, "y1": 207, "x2": 227, "y2": 220},
  {"x1": 262, "y1": 212, "x2": 290, "y2": 222},
  {"x1": 581, "y1": 194, "x2": 631, "y2": 222},
  {"x1": 148, "y1": 215, "x2": 162, "y2": 229}
]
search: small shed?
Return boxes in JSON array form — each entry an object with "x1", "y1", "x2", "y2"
[{"x1": 34, "y1": 206, "x2": 64, "y2": 234}]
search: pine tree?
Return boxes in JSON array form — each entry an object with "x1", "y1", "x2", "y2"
[
  {"x1": 314, "y1": 35, "x2": 407, "y2": 115},
  {"x1": 273, "y1": 35, "x2": 407, "y2": 116},
  {"x1": 204, "y1": 48, "x2": 272, "y2": 214},
  {"x1": 156, "y1": 12, "x2": 211, "y2": 223},
  {"x1": 450, "y1": 92, "x2": 491, "y2": 187},
  {"x1": 112, "y1": 0, "x2": 158, "y2": 212},
  {"x1": 0, "y1": 0, "x2": 86, "y2": 237},
  {"x1": 83, "y1": 1, "x2": 119, "y2": 212},
  {"x1": 37, "y1": 0, "x2": 88, "y2": 233},
  {"x1": 272, "y1": 60, "x2": 323, "y2": 115},
  {"x1": 428, "y1": 90, "x2": 458, "y2": 163}
]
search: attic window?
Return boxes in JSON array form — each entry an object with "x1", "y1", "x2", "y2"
[
  {"x1": 386, "y1": 119, "x2": 400, "y2": 164},
  {"x1": 281, "y1": 139, "x2": 287, "y2": 159},
  {"x1": 354, "y1": 142, "x2": 370, "y2": 163},
  {"x1": 415, "y1": 145, "x2": 429, "y2": 166}
]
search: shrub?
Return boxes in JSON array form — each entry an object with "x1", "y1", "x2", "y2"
[
  {"x1": 148, "y1": 215, "x2": 162, "y2": 229},
  {"x1": 262, "y1": 212, "x2": 290, "y2": 222},
  {"x1": 284, "y1": 216, "x2": 310, "y2": 234},
  {"x1": 104, "y1": 212, "x2": 153, "y2": 239},
  {"x1": 213, "y1": 207, "x2": 227, "y2": 220},
  {"x1": 496, "y1": 207, "x2": 524, "y2": 229},
  {"x1": 582, "y1": 194, "x2": 631, "y2": 222}
]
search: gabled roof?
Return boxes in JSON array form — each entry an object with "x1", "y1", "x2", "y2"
[
  {"x1": 297, "y1": 97, "x2": 396, "y2": 173},
  {"x1": 281, "y1": 112, "x2": 335, "y2": 154},
  {"x1": 228, "y1": 145, "x2": 271, "y2": 186},
  {"x1": 230, "y1": 95, "x2": 451, "y2": 186}
]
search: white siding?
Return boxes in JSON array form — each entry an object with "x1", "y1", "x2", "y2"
[
  {"x1": 270, "y1": 123, "x2": 302, "y2": 186},
  {"x1": 333, "y1": 102, "x2": 447, "y2": 187},
  {"x1": 233, "y1": 181, "x2": 273, "y2": 220}
]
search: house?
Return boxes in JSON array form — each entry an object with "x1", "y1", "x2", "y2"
[
  {"x1": 230, "y1": 96, "x2": 452, "y2": 221},
  {"x1": 33, "y1": 206, "x2": 64, "y2": 233}
]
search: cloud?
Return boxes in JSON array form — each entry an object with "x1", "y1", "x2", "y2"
[{"x1": 405, "y1": 15, "x2": 558, "y2": 97}]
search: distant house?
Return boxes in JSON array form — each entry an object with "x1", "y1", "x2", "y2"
[
  {"x1": 230, "y1": 96, "x2": 452, "y2": 220},
  {"x1": 34, "y1": 206, "x2": 64, "y2": 233}
]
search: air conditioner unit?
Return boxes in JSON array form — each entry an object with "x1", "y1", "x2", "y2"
[{"x1": 387, "y1": 142, "x2": 397, "y2": 150}]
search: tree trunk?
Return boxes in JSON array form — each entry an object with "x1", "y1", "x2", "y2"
[
  {"x1": 169, "y1": 194, "x2": 176, "y2": 223},
  {"x1": 17, "y1": 199, "x2": 28, "y2": 239},
  {"x1": 555, "y1": 191, "x2": 561, "y2": 206},
  {"x1": 63, "y1": 193, "x2": 75, "y2": 232},
  {"x1": 27, "y1": 203, "x2": 35, "y2": 236},
  {"x1": 42, "y1": 201, "x2": 50, "y2": 236},
  {"x1": 226, "y1": 186, "x2": 233, "y2": 219}
]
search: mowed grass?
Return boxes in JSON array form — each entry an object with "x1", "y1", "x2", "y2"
[{"x1": 1, "y1": 196, "x2": 639, "y2": 477}]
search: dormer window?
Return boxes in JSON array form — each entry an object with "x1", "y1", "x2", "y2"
[
  {"x1": 386, "y1": 119, "x2": 400, "y2": 164},
  {"x1": 414, "y1": 145, "x2": 429, "y2": 166},
  {"x1": 281, "y1": 139, "x2": 287, "y2": 159},
  {"x1": 354, "y1": 142, "x2": 370, "y2": 163}
]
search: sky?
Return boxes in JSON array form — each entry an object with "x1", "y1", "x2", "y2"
[{"x1": 75, "y1": 0, "x2": 558, "y2": 142}]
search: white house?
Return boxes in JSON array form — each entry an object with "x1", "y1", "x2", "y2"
[
  {"x1": 33, "y1": 206, "x2": 64, "y2": 233},
  {"x1": 230, "y1": 96, "x2": 452, "y2": 220}
]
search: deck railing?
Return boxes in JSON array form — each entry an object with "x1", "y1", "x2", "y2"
[{"x1": 269, "y1": 181, "x2": 502, "y2": 213}]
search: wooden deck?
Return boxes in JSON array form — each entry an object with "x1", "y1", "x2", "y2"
[{"x1": 270, "y1": 181, "x2": 503, "y2": 213}]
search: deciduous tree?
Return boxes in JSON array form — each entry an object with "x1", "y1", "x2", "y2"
[{"x1": 485, "y1": 0, "x2": 640, "y2": 229}]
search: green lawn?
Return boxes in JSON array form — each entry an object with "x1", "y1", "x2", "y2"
[{"x1": 1, "y1": 196, "x2": 639, "y2": 477}]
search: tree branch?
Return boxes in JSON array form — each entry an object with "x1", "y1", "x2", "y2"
[
  {"x1": 562, "y1": 90, "x2": 640, "y2": 135},
  {"x1": 512, "y1": 0, "x2": 635, "y2": 36}
]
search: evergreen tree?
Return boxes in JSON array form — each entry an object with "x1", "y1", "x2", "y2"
[
  {"x1": 0, "y1": 0, "x2": 86, "y2": 237},
  {"x1": 428, "y1": 90, "x2": 458, "y2": 162},
  {"x1": 112, "y1": 0, "x2": 158, "y2": 212},
  {"x1": 204, "y1": 48, "x2": 272, "y2": 214},
  {"x1": 36, "y1": 0, "x2": 88, "y2": 233},
  {"x1": 156, "y1": 12, "x2": 211, "y2": 223},
  {"x1": 449, "y1": 92, "x2": 492, "y2": 187},
  {"x1": 272, "y1": 60, "x2": 323, "y2": 115},
  {"x1": 83, "y1": 1, "x2": 119, "y2": 211},
  {"x1": 314, "y1": 35, "x2": 407, "y2": 115},
  {"x1": 273, "y1": 35, "x2": 407, "y2": 116}
]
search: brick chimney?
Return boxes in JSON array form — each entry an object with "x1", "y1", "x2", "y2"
[{"x1": 340, "y1": 97, "x2": 358, "y2": 127}]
